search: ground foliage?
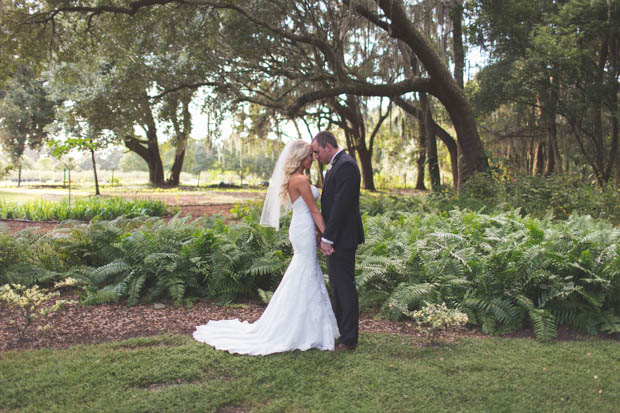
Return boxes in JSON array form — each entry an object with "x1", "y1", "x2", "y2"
[
  {"x1": 0, "y1": 196, "x2": 170, "y2": 221},
  {"x1": 361, "y1": 173, "x2": 620, "y2": 225},
  {"x1": 0, "y1": 176, "x2": 618, "y2": 340}
]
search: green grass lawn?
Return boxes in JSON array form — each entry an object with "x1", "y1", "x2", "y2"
[
  {"x1": 0, "y1": 186, "x2": 263, "y2": 205},
  {"x1": 1, "y1": 333, "x2": 618, "y2": 413}
]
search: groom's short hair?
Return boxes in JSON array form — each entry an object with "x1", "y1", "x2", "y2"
[{"x1": 313, "y1": 131, "x2": 339, "y2": 149}]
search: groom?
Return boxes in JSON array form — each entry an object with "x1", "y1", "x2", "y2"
[{"x1": 311, "y1": 131, "x2": 364, "y2": 351}]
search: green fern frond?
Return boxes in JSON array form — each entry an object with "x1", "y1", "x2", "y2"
[
  {"x1": 389, "y1": 282, "x2": 438, "y2": 307},
  {"x1": 359, "y1": 290, "x2": 390, "y2": 311},
  {"x1": 429, "y1": 232, "x2": 464, "y2": 242},
  {"x1": 257, "y1": 288, "x2": 273, "y2": 304},
  {"x1": 529, "y1": 308, "x2": 557, "y2": 341},
  {"x1": 449, "y1": 248, "x2": 474, "y2": 273},
  {"x1": 127, "y1": 273, "x2": 147, "y2": 306},
  {"x1": 598, "y1": 311, "x2": 620, "y2": 334},
  {"x1": 480, "y1": 312, "x2": 497, "y2": 334},
  {"x1": 90, "y1": 260, "x2": 130, "y2": 287},
  {"x1": 166, "y1": 276, "x2": 185, "y2": 305},
  {"x1": 82, "y1": 286, "x2": 119, "y2": 306},
  {"x1": 246, "y1": 252, "x2": 288, "y2": 278},
  {"x1": 551, "y1": 309, "x2": 576, "y2": 325},
  {"x1": 575, "y1": 288, "x2": 603, "y2": 309},
  {"x1": 462, "y1": 296, "x2": 519, "y2": 327}
]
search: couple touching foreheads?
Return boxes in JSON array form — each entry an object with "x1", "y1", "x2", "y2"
[{"x1": 193, "y1": 131, "x2": 364, "y2": 355}]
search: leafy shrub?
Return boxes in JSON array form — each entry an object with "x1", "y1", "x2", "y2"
[
  {"x1": 1, "y1": 183, "x2": 618, "y2": 340},
  {"x1": 356, "y1": 209, "x2": 620, "y2": 339},
  {"x1": 391, "y1": 301, "x2": 468, "y2": 345},
  {"x1": 0, "y1": 280, "x2": 77, "y2": 338},
  {"x1": 428, "y1": 173, "x2": 620, "y2": 224},
  {"x1": 82, "y1": 213, "x2": 291, "y2": 306}
]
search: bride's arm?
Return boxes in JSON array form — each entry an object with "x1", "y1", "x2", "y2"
[{"x1": 294, "y1": 176, "x2": 326, "y2": 234}]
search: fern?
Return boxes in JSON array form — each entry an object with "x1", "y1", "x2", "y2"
[
  {"x1": 90, "y1": 260, "x2": 130, "y2": 287},
  {"x1": 529, "y1": 309, "x2": 557, "y2": 341},
  {"x1": 598, "y1": 311, "x2": 620, "y2": 334},
  {"x1": 166, "y1": 276, "x2": 185, "y2": 305},
  {"x1": 389, "y1": 282, "x2": 438, "y2": 307},
  {"x1": 127, "y1": 273, "x2": 147, "y2": 306},
  {"x1": 257, "y1": 288, "x2": 273, "y2": 304},
  {"x1": 82, "y1": 286, "x2": 120, "y2": 305}
]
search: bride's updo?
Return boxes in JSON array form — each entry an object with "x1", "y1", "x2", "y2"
[{"x1": 280, "y1": 140, "x2": 312, "y2": 205}]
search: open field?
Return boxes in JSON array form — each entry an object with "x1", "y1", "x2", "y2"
[{"x1": 0, "y1": 185, "x2": 264, "y2": 205}]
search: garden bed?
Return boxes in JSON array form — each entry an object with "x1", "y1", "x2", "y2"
[
  {"x1": 0, "y1": 203, "x2": 235, "y2": 233},
  {"x1": 2, "y1": 290, "x2": 608, "y2": 353}
]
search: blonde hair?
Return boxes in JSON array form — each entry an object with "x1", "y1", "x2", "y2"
[{"x1": 280, "y1": 140, "x2": 312, "y2": 205}]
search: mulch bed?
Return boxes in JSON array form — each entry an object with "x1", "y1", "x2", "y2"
[
  {"x1": 3, "y1": 288, "x2": 606, "y2": 354},
  {"x1": 0, "y1": 291, "x2": 489, "y2": 353}
]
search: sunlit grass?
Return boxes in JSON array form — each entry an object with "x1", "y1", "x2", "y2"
[
  {"x1": 1, "y1": 333, "x2": 618, "y2": 413},
  {"x1": 0, "y1": 197, "x2": 170, "y2": 221},
  {"x1": 0, "y1": 188, "x2": 89, "y2": 203}
]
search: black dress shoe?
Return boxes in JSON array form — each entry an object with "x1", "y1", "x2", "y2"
[{"x1": 335, "y1": 343, "x2": 355, "y2": 351}]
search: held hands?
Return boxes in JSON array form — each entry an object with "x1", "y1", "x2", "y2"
[
  {"x1": 320, "y1": 240, "x2": 334, "y2": 256},
  {"x1": 315, "y1": 230, "x2": 334, "y2": 255}
]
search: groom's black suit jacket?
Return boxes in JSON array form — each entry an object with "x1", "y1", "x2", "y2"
[{"x1": 321, "y1": 151, "x2": 364, "y2": 249}]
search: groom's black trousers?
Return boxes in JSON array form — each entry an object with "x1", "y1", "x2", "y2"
[{"x1": 327, "y1": 246, "x2": 359, "y2": 347}]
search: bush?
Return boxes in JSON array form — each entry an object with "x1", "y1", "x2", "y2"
[
  {"x1": 356, "y1": 209, "x2": 620, "y2": 339},
  {"x1": 391, "y1": 301, "x2": 468, "y2": 345},
  {"x1": 0, "y1": 280, "x2": 77, "y2": 338},
  {"x1": 425, "y1": 173, "x2": 620, "y2": 225}
]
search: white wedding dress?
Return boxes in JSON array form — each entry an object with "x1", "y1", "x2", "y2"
[{"x1": 193, "y1": 185, "x2": 340, "y2": 355}]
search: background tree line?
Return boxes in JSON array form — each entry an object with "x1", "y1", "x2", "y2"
[{"x1": 0, "y1": 0, "x2": 617, "y2": 190}]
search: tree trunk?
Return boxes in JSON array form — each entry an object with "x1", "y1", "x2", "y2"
[
  {"x1": 168, "y1": 147, "x2": 186, "y2": 187},
  {"x1": 420, "y1": 93, "x2": 440, "y2": 190},
  {"x1": 330, "y1": 95, "x2": 377, "y2": 191},
  {"x1": 123, "y1": 103, "x2": 164, "y2": 186},
  {"x1": 17, "y1": 165, "x2": 21, "y2": 188},
  {"x1": 411, "y1": 101, "x2": 427, "y2": 190},
  {"x1": 357, "y1": 148, "x2": 374, "y2": 192},
  {"x1": 123, "y1": 132, "x2": 164, "y2": 186},
  {"x1": 90, "y1": 148, "x2": 100, "y2": 196},
  {"x1": 610, "y1": 91, "x2": 619, "y2": 187},
  {"x1": 532, "y1": 141, "x2": 545, "y2": 176},
  {"x1": 436, "y1": 124, "x2": 459, "y2": 188},
  {"x1": 415, "y1": 147, "x2": 426, "y2": 190},
  {"x1": 450, "y1": 0, "x2": 465, "y2": 89},
  {"x1": 377, "y1": 0, "x2": 489, "y2": 182},
  {"x1": 447, "y1": 2, "x2": 465, "y2": 189},
  {"x1": 167, "y1": 97, "x2": 192, "y2": 186}
]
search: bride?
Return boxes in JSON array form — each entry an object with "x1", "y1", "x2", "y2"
[{"x1": 193, "y1": 140, "x2": 340, "y2": 355}]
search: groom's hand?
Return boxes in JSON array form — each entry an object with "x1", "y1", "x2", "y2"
[{"x1": 320, "y1": 241, "x2": 334, "y2": 255}]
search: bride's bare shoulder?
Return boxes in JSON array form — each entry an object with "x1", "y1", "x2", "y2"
[{"x1": 289, "y1": 174, "x2": 310, "y2": 187}]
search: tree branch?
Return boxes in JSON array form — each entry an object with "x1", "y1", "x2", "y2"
[
  {"x1": 289, "y1": 77, "x2": 431, "y2": 115},
  {"x1": 149, "y1": 81, "x2": 217, "y2": 99}
]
